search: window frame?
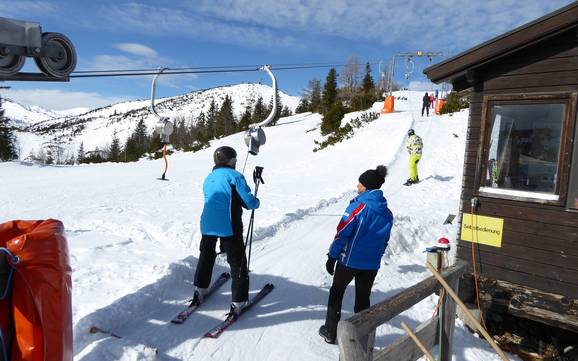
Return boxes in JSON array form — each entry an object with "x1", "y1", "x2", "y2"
[
  {"x1": 477, "y1": 92, "x2": 577, "y2": 206},
  {"x1": 568, "y1": 108, "x2": 578, "y2": 211}
]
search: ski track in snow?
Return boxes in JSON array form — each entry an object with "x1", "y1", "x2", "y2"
[{"x1": 0, "y1": 91, "x2": 520, "y2": 361}]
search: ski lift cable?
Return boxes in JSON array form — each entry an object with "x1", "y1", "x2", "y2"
[
  {"x1": 69, "y1": 62, "x2": 385, "y2": 79},
  {"x1": 71, "y1": 61, "x2": 363, "y2": 74}
]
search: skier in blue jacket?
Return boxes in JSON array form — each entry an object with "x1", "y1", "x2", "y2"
[
  {"x1": 319, "y1": 165, "x2": 394, "y2": 344},
  {"x1": 193, "y1": 146, "x2": 260, "y2": 315}
]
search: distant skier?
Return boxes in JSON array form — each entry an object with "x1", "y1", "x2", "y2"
[
  {"x1": 319, "y1": 166, "x2": 394, "y2": 344},
  {"x1": 192, "y1": 146, "x2": 260, "y2": 317},
  {"x1": 404, "y1": 129, "x2": 423, "y2": 186},
  {"x1": 422, "y1": 92, "x2": 430, "y2": 117}
]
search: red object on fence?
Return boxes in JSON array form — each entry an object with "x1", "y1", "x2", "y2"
[{"x1": 0, "y1": 219, "x2": 72, "y2": 361}]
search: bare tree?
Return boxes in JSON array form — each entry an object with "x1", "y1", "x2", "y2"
[{"x1": 339, "y1": 55, "x2": 361, "y2": 100}]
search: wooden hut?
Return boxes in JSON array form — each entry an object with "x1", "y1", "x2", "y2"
[{"x1": 424, "y1": 3, "x2": 578, "y2": 335}]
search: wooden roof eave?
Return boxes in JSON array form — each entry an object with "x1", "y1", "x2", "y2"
[{"x1": 424, "y1": 3, "x2": 578, "y2": 85}]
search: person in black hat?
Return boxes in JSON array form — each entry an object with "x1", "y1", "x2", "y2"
[{"x1": 319, "y1": 165, "x2": 394, "y2": 344}]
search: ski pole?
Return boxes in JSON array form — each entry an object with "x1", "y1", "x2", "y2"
[{"x1": 243, "y1": 166, "x2": 264, "y2": 275}]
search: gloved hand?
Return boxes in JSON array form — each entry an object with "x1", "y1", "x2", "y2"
[
  {"x1": 325, "y1": 257, "x2": 337, "y2": 276},
  {"x1": 253, "y1": 166, "x2": 264, "y2": 185}
]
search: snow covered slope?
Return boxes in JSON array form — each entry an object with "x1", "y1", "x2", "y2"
[
  {"x1": 4, "y1": 83, "x2": 299, "y2": 158},
  {"x1": 0, "y1": 91, "x2": 518, "y2": 361}
]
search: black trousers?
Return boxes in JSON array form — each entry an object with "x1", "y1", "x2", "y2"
[
  {"x1": 324, "y1": 263, "x2": 378, "y2": 337},
  {"x1": 194, "y1": 233, "x2": 249, "y2": 302},
  {"x1": 422, "y1": 104, "x2": 430, "y2": 116}
]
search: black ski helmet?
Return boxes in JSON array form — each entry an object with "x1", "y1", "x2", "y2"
[
  {"x1": 214, "y1": 146, "x2": 237, "y2": 167},
  {"x1": 407, "y1": 129, "x2": 415, "y2": 136}
]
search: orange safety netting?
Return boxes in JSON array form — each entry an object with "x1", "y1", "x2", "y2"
[
  {"x1": 435, "y1": 99, "x2": 446, "y2": 115},
  {"x1": 0, "y1": 220, "x2": 72, "y2": 361},
  {"x1": 381, "y1": 95, "x2": 395, "y2": 114}
]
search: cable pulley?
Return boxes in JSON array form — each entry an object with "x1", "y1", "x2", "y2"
[{"x1": 243, "y1": 65, "x2": 277, "y2": 159}]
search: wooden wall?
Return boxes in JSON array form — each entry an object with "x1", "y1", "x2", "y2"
[{"x1": 456, "y1": 29, "x2": 578, "y2": 298}]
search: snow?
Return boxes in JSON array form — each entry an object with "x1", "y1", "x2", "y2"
[{"x1": 0, "y1": 90, "x2": 519, "y2": 360}]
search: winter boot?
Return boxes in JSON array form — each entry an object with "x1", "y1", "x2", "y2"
[
  {"x1": 403, "y1": 178, "x2": 414, "y2": 186},
  {"x1": 226, "y1": 301, "x2": 248, "y2": 319},
  {"x1": 191, "y1": 287, "x2": 208, "y2": 306},
  {"x1": 318, "y1": 325, "x2": 336, "y2": 344}
]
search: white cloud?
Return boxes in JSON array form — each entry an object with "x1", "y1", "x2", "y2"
[
  {"x1": 115, "y1": 43, "x2": 158, "y2": 58},
  {"x1": 186, "y1": 0, "x2": 574, "y2": 52},
  {"x1": 94, "y1": 3, "x2": 303, "y2": 51},
  {"x1": 4, "y1": 89, "x2": 129, "y2": 111},
  {"x1": 0, "y1": 1, "x2": 57, "y2": 18}
]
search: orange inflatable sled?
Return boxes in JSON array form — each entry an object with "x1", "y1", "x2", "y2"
[{"x1": 0, "y1": 220, "x2": 72, "y2": 361}]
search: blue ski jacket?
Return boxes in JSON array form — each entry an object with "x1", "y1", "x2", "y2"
[
  {"x1": 200, "y1": 166, "x2": 260, "y2": 237},
  {"x1": 328, "y1": 189, "x2": 393, "y2": 270}
]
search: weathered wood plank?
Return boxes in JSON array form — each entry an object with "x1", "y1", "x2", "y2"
[
  {"x1": 456, "y1": 261, "x2": 578, "y2": 298},
  {"x1": 471, "y1": 201, "x2": 578, "y2": 227},
  {"x1": 440, "y1": 275, "x2": 459, "y2": 361},
  {"x1": 458, "y1": 245, "x2": 578, "y2": 283},
  {"x1": 484, "y1": 70, "x2": 578, "y2": 90},
  {"x1": 373, "y1": 318, "x2": 438, "y2": 361},
  {"x1": 456, "y1": 241, "x2": 578, "y2": 270},
  {"x1": 425, "y1": 5, "x2": 578, "y2": 82},
  {"x1": 478, "y1": 278, "x2": 578, "y2": 333},
  {"x1": 458, "y1": 226, "x2": 578, "y2": 255},
  {"x1": 345, "y1": 262, "x2": 467, "y2": 337}
]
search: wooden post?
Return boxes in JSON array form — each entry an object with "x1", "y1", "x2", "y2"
[
  {"x1": 338, "y1": 320, "x2": 368, "y2": 361},
  {"x1": 426, "y1": 263, "x2": 509, "y2": 361},
  {"x1": 400, "y1": 321, "x2": 436, "y2": 361},
  {"x1": 439, "y1": 277, "x2": 458, "y2": 361}
]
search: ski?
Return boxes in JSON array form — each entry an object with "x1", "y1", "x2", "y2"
[
  {"x1": 204, "y1": 283, "x2": 275, "y2": 338},
  {"x1": 170, "y1": 272, "x2": 231, "y2": 324}
]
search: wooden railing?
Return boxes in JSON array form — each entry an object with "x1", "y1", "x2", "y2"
[{"x1": 337, "y1": 261, "x2": 468, "y2": 361}]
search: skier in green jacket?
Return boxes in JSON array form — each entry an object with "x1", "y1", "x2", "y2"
[{"x1": 404, "y1": 129, "x2": 423, "y2": 186}]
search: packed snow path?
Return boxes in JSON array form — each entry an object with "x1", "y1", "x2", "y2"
[{"x1": 0, "y1": 91, "x2": 518, "y2": 360}]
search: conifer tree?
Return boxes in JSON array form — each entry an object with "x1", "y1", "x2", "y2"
[
  {"x1": 238, "y1": 105, "x2": 253, "y2": 130},
  {"x1": 206, "y1": 99, "x2": 218, "y2": 139},
  {"x1": 322, "y1": 68, "x2": 338, "y2": 114},
  {"x1": 295, "y1": 98, "x2": 311, "y2": 114},
  {"x1": 77, "y1": 141, "x2": 85, "y2": 164},
  {"x1": 252, "y1": 96, "x2": 266, "y2": 124},
  {"x1": 109, "y1": 130, "x2": 121, "y2": 162},
  {"x1": 0, "y1": 95, "x2": 16, "y2": 161},
  {"x1": 362, "y1": 62, "x2": 375, "y2": 94},
  {"x1": 215, "y1": 95, "x2": 235, "y2": 137}
]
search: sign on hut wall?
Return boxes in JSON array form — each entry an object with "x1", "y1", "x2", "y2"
[{"x1": 461, "y1": 213, "x2": 504, "y2": 248}]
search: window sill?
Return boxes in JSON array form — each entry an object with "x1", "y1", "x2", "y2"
[{"x1": 478, "y1": 187, "x2": 560, "y2": 203}]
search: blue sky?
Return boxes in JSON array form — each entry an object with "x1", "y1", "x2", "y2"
[{"x1": 1, "y1": 0, "x2": 574, "y2": 110}]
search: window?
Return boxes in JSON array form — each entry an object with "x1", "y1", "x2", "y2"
[
  {"x1": 479, "y1": 93, "x2": 576, "y2": 203},
  {"x1": 568, "y1": 117, "x2": 578, "y2": 210}
]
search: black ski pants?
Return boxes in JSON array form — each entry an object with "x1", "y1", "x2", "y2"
[
  {"x1": 194, "y1": 233, "x2": 249, "y2": 302},
  {"x1": 422, "y1": 103, "x2": 430, "y2": 116},
  {"x1": 324, "y1": 263, "x2": 378, "y2": 337}
]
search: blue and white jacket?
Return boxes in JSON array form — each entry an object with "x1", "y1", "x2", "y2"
[
  {"x1": 328, "y1": 189, "x2": 393, "y2": 270},
  {"x1": 200, "y1": 166, "x2": 260, "y2": 237}
]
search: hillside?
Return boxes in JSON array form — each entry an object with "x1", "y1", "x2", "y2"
[
  {"x1": 3, "y1": 83, "x2": 299, "y2": 158},
  {"x1": 0, "y1": 91, "x2": 516, "y2": 361}
]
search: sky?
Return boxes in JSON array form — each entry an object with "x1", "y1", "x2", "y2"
[{"x1": 0, "y1": 0, "x2": 575, "y2": 110}]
